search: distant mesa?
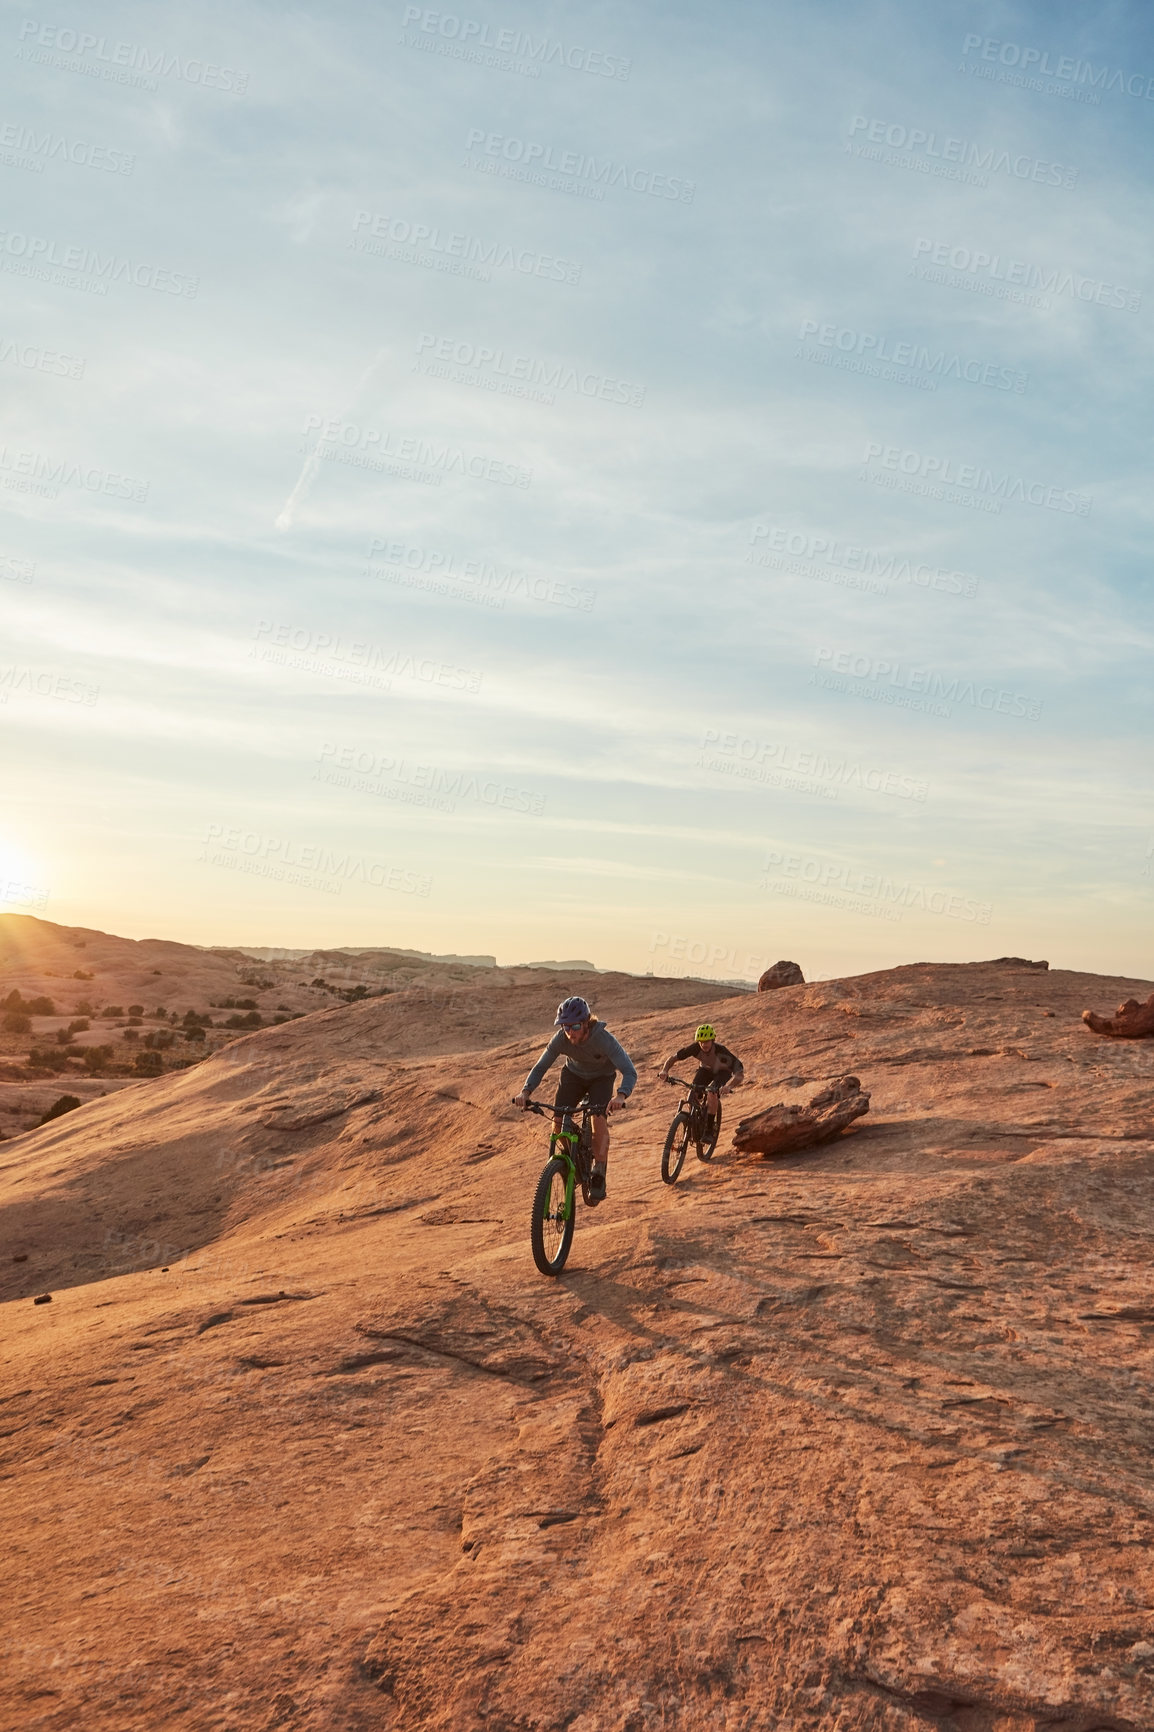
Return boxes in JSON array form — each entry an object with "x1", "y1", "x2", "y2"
[
  {"x1": 516, "y1": 960, "x2": 599, "y2": 972},
  {"x1": 1082, "y1": 992, "x2": 1154, "y2": 1039},
  {"x1": 757, "y1": 960, "x2": 805, "y2": 991},
  {"x1": 990, "y1": 956, "x2": 1049, "y2": 970}
]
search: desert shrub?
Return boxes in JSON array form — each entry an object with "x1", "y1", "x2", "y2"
[
  {"x1": 124, "y1": 1029, "x2": 139, "y2": 1043},
  {"x1": 26, "y1": 996, "x2": 55, "y2": 1016},
  {"x1": 212, "y1": 997, "x2": 257, "y2": 1010},
  {"x1": 38, "y1": 1095, "x2": 81, "y2": 1126},
  {"x1": 3, "y1": 1012, "x2": 31, "y2": 1034},
  {"x1": 183, "y1": 1027, "x2": 206, "y2": 1044},
  {"x1": 68, "y1": 1019, "x2": 90, "y2": 1035},
  {"x1": 73, "y1": 1000, "x2": 94, "y2": 1016},
  {"x1": 127, "y1": 1004, "x2": 143, "y2": 1015},
  {"x1": 134, "y1": 1050, "x2": 164, "y2": 1077},
  {"x1": 102, "y1": 1005, "x2": 124, "y2": 1019},
  {"x1": 83, "y1": 1045, "x2": 114, "y2": 1075},
  {"x1": 224, "y1": 1011, "x2": 262, "y2": 1029},
  {"x1": 72, "y1": 969, "x2": 93, "y2": 980}
]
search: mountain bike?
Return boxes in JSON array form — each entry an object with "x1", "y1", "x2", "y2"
[
  {"x1": 661, "y1": 1076, "x2": 722, "y2": 1183},
  {"x1": 520, "y1": 1098, "x2": 597, "y2": 1277}
]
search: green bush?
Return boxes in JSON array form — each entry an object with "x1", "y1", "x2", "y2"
[
  {"x1": 29, "y1": 1048, "x2": 72, "y2": 1072},
  {"x1": 39, "y1": 1095, "x2": 81, "y2": 1126}
]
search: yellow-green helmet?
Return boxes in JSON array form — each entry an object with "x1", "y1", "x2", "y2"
[{"x1": 695, "y1": 1024, "x2": 715, "y2": 1041}]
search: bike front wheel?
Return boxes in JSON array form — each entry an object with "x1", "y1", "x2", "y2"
[
  {"x1": 697, "y1": 1099, "x2": 721, "y2": 1161},
  {"x1": 531, "y1": 1157, "x2": 575, "y2": 1276},
  {"x1": 661, "y1": 1113, "x2": 692, "y2": 1184}
]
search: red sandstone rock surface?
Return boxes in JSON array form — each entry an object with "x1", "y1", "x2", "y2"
[
  {"x1": 1083, "y1": 993, "x2": 1154, "y2": 1039},
  {"x1": 732, "y1": 1073, "x2": 870, "y2": 1156},
  {"x1": 3, "y1": 956, "x2": 1154, "y2": 1730}
]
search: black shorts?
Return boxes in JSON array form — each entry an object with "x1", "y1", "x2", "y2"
[
  {"x1": 692, "y1": 1066, "x2": 730, "y2": 1090},
  {"x1": 553, "y1": 1068, "x2": 616, "y2": 1117}
]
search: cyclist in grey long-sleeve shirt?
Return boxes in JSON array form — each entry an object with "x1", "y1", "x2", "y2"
[{"x1": 515, "y1": 996, "x2": 637, "y2": 1203}]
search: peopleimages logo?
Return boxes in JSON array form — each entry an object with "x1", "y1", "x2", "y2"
[
  {"x1": 16, "y1": 20, "x2": 249, "y2": 94},
  {"x1": 846, "y1": 115, "x2": 1078, "y2": 188},
  {"x1": 302, "y1": 415, "x2": 532, "y2": 488},
  {"x1": 351, "y1": 210, "x2": 581, "y2": 285},
  {"x1": 0, "y1": 336, "x2": 85, "y2": 380},
  {"x1": 464, "y1": 128, "x2": 695, "y2": 202},
  {"x1": 251, "y1": 620, "x2": 483, "y2": 695},
  {"x1": 401, "y1": 7, "x2": 630, "y2": 78},
  {"x1": 762, "y1": 851, "x2": 992, "y2": 926},
  {"x1": 414, "y1": 332, "x2": 645, "y2": 408},
  {"x1": 316, "y1": 744, "x2": 547, "y2": 816},
  {"x1": 860, "y1": 442, "x2": 1092, "y2": 518},
  {"x1": 699, "y1": 727, "x2": 929, "y2": 802},
  {"x1": 367, "y1": 539, "x2": 595, "y2": 612},
  {"x1": 749, "y1": 523, "x2": 978, "y2": 598},
  {"x1": 0, "y1": 445, "x2": 147, "y2": 502},
  {"x1": 911, "y1": 238, "x2": 1140, "y2": 314},
  {"x1": 812, "y1": 647, "x2": 1043, "y2": 721},
  {"x1": 961, "y1": 33, "x2": 1154, "y2": 101},
  {"x1": 198, "y1": 825, "x2": 431, "y2": 897},
  {"x1": 797, "y1": 319, "x2": 1026, "y2": 393},
  {"x1": 0, "y1": 229, "x2": 198, "y2": 296},
  {"x1": 0, "y1": 120, "x2": 134, "y2": 173}
]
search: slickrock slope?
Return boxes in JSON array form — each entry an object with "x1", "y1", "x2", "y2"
[
  {"x1": 3, "y1": 958, "x2": 1154, "y2": 1731},
  {"x1": 0, "y1": 913, "x2": 745, "y2": 1139}
]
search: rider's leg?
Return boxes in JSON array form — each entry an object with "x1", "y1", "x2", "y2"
[
  {"x1": 591, "y1": 1112, "x2": 609, "y2": 1170},
  {"x1": 551, "y1": 1068, "x2": 583, "y2": 1140}
]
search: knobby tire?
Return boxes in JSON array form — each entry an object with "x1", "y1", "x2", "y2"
[
  {"x1": 531, "y1": 1156, "x2": 575, "y2": 1276},
  {"x1": 662, "y1": 1113, "x2": 692, "y2": 1184}
]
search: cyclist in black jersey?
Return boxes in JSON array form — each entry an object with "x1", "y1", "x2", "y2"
[{"x1": 658, "y1": 1023, "x2": 743, "y2": 1130}]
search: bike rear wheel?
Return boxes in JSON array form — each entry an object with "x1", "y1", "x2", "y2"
[
  {"x1": 697, "y1": 1098, "x2": 721, "y2": 1161},
  {"x1": 531, "y1": 1157, "x2": 575, "y2": 1276},
  {"x1": 661, "y1": 1113, "x2": 692, "y2": 1184}
]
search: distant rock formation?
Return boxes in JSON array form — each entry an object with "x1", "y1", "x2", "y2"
[
  {"x1": 1082, "y1": 993, "x2": 1154, "y2": 1038},
  {"x1": 991, "y1": 957, "x2": 1049, "y2": 970},
  {"x1": 732, "y1": 1074, "x2": 869, "y2": 1157},
  {"x1": 757, "y1": 960, "x2": 805, "y2": 991}
]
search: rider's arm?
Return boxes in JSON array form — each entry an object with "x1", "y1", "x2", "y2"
[
  {"x1": 522, "y1": 1030, "x2": 566, "y2": 1098},
  {"x1": 596, "y1": 1029, "x2": 637, "y2": 1098}
]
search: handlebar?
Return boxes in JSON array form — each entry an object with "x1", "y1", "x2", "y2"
[{"x1": 512, "y1": 1096, "x2": 627, "y2": 1117}]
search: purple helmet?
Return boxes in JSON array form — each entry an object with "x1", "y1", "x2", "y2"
[{"x1": 555, "y1": 996, "x2": 590, "y2": 1027}]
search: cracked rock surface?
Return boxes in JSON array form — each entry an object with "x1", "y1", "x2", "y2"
[{"x1": 2, "y1": 959, "x2": 1154, "y2": 1730}]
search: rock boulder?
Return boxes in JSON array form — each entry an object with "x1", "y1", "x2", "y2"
[
  {"x1": 1082, "y1": 992, "x2": 1154, "y2": 1038},
  {"x1": 757, "y1": 959, "x2": 805, "y2": 991},
  {"x1": 732, "y1": 1073, "x2": 869, "y2": 1157}
]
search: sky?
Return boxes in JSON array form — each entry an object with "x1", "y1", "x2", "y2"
[{"x1": 2, "y1": 0, "x2": 1152, "y2": 983}]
